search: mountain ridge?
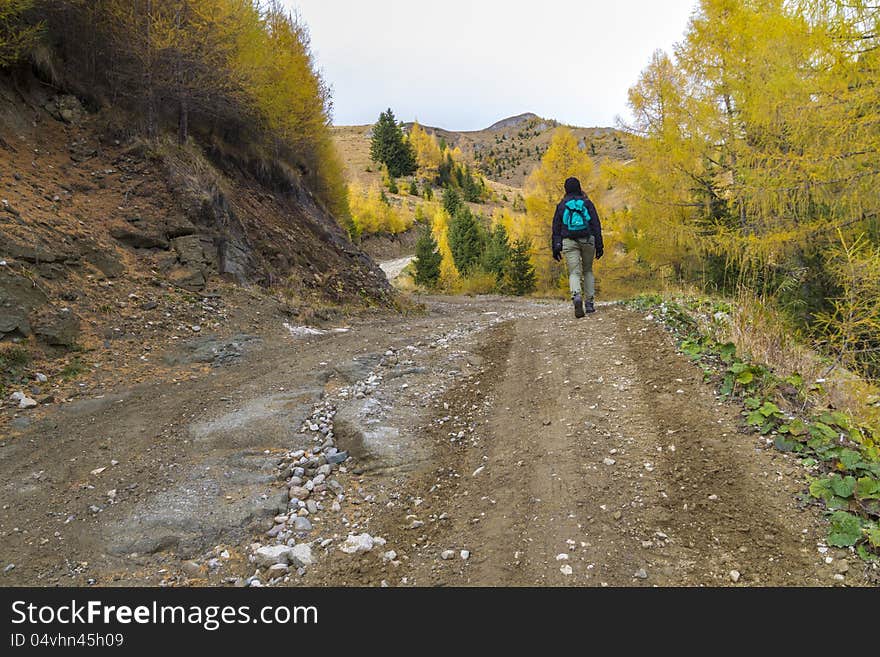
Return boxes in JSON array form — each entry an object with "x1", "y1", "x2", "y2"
[{"x1": 335, "y1": 112, "x2": 630, "y2": 188}]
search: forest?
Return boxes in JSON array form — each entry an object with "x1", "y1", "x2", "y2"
[
  {"x1": 611, "y1": 0, "x2": 880, "y2": 383},
  {"x1": 0, "y1": 0, "x2": 349, "y2": 221}
]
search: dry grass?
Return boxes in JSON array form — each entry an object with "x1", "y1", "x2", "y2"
[
  {"x1": 709, "y1": 292, "x2": 880, "y2": 430},
  {"x1": 454, "y1": 273, "x2": 498, "y2": 296}
]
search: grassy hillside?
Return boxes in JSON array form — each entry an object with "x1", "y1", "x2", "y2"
[
  {"x1": 334, "y1": 113, "x2": 630, "y2": 190},
  {"x1": 407, "y1": 113, "x2": 631, "y2": 187}
]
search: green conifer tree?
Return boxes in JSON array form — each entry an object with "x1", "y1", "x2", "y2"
[
  {"x1": 370, "y1": 108, "x2": 416, "y2": 178},
  {"x1": 483, "y1": 224, "x2": 511, "y2": 279},
  {"x1": 442, "y1": 187, "x2": 462, "y2": 216},
  {"x1": 413, "y1": 227, "x2": 442, "y2": 288},
  {"x1": 502, "y1": 239, "x2": 536, "y2": 296},
  {"x1": 447, "y1": 206, "x2": 484, "y2": 276}
]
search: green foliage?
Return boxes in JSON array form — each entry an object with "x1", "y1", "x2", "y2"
[
  {"x1": 0, "y1": 344, "x2": 31, "y2": 372},
  {"x1": 442, "y1": 187, "x2": 462, "y2": 217},
  {"x1": 447, "y1": 206, "x2": 484, "y2": 277},
  {"x1": 827, "y1": 512, "x2": 863, "y2": 548},
  {"x1": 483, "y1": 224, "x2": 511, "y2": 280},
  {"x1": 502, "y1": 239, "x2": 536, "y2": 296},
  {"x1": 370, "y1": 108, "x2": 417, "y2": 178},
  {"x1": 413, "y1": 227, "x2": 442, "y2": 288},
  {"x1": 461, "y1": 166, "x2": 481, "y2": 203},
  {"x1": 631, "y1": 293, "x2": 880, "y2": 559},
  {"x1": 60, "y1": 357, "x2": 85, "y2": 381},
  {"x1": 0, "y1": 0, "x2": 42, "y2": 68},
  {"x1": 408, "y1": 179, "x2": 419, "y2": 196}
]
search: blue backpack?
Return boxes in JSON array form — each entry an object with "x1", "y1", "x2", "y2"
[{"x1": 562, "y1": 199, "x2": 591, "y2": 232}]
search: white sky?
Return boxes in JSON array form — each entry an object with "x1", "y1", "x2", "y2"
[{"x1": 284, "y1": 0, "x2": 698, "y2": 130}]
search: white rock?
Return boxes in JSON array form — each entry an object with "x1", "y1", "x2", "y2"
[
  {"x1": 729, "y1": 570, "x2": 741, "y2": 583},
  {"x1": 603, "y1": 458, "x2": 616, "y2": 466},
  {"x1": 382, "y1": 550, "x2": 398, "y2": 562},
  {"x1": 339, "y1": 533, "x2": 379, "y2": 554},
  {"x1": 18, "y1": 395, "x2": 37, "y2": 409},
  {"x1": 440, "y1": 550, "x2": 455, "y2": 560},
  {"x1": 460, "y1": 550, "x2": 470, "y2": 560},
  {"x1": 556, "y1": 553, "x2": 569, "y2": 561},
  {"x1": 253, "y1": 545, "x2": 292, "y2": 567},
  {"x1": 35, "y1": 373, "x2": 48, "y2": 383},
  {"x1": 560, "y1": 565, "x2": 573, "y2": 575},
  {"x1": 472, "y1": 466, "x2": 485, "y2": 477},
  {"x1": 289, "y1": 544, "x2": 314, "y2": 567}
]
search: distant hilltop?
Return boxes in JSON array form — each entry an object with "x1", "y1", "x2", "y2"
[{"x1": 485, "y1": 112, "x2": 546, "y2": 132}]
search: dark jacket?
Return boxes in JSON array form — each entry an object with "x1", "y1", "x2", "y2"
[{"x1": 552, "y1": 192, "x2": 604, "y2": 254}]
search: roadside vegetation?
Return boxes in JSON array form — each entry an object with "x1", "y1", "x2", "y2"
[{"x1": 629, "y1": 294, "x2": 880, "y2": 561}]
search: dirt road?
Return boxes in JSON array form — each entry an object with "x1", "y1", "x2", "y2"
[
  {"x1": 379, "y1": 256, "x2": 414, "y2": 282},
  {"x1": 0, "y1": 296, "x2": 868, "y2": 586}
]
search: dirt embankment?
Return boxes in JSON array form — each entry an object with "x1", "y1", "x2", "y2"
[
  {"x1": 1, "y1": 75, "x2": 392, "y2": 431},
  {"x1": 1, "y1": 296, "x2": 873, "y2": 587}
]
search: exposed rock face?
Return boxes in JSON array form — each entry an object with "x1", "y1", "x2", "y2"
[
  {"x1": 109, "y1": 226, "x2": 170, "y2": 250},
  {"x1": 34, "y1": 311, "x2": 80, "y2": 348},
  {"x1": 44, "y1": 95, "x2": 84, "y2": 124},
  {"x1": 0, "y1": 271, "x2": 48, "y2": 340}
]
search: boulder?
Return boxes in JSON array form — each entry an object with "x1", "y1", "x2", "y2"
[
  {"x1": 45, "y1": 95, "x2": 84, "y2": 124},
  {"x1": 35, "y1": 312, "x2": 80, "y2": 348},
  {"x1": 171, "y1": 235, "x2": 206, "y2": 265},
  {"x1": 110, "y1": 226, "x2": 169, "y2": 250},
  {"x1": 164, "y1": 216, "x2": 197, "y2": 239},
  {"x1": 0, "y1": 307, "x2": 31, "y2": 338},
  {"x1": 81, "y1": 246, "x2": 124, "y2": 279},
  {"x1": 167, "y1": 265, "x2": 205, "y2": 291},
  {"x1": 288, "y1": 544, "x2": 314, "y2": 567},
  {"x1": 339, "y1": 533, "x2": 385, "y2": 555},
  {"x1": 253, "y1": 545, "x2": 292, "y2": 568}
]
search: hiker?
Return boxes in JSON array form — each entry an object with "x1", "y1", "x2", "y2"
[{"x1": 551, "y1": 176, "x2": 604, "y2": 317}]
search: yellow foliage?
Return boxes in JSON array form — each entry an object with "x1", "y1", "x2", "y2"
[
  {"x1": 349, "y1": 183, "x2": 413, "y2": 235},
  {"x1": 618, "y1": 0, "x2": 880, "y2": 381},
  {"x1": 408, "y1": 122, "x2": 443, "y2": 174},
  {"x1": 0, "y1": 0, "x2": 42, "y2": 67},
  {"x1": 429, "y1": 205, "x2": 460, "y2": 290}
]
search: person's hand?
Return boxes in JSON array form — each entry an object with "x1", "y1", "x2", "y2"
[
  {"x1": 552, "y1": 247, "x2": 562, "y2": 262},
  {"x1": 595, "y1": 247, "x2": 604, "y2": 260}
]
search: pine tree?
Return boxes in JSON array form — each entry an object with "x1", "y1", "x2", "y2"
[
  {"x1": 462, "y1": 166, "x2": 482, "y2": 202},
  {"x1": 408, "y1": 179, "x2": 419, "y2": 196},
  {"x1": 502, "y1": 239, "x2": 536, "y2": 296},
  {"x1": 447, "y1": 206, "x2": 484, "y2": 276},
  {"x1": 483, "y1": 224, "x2": 511, "y2": 279},
  {"x1": 413, "y1": 227, "x2": 442, "y2": 288},
  {"x1": 370, "y1": 108, "x2": 416, "y2": 178},
  {"x1": 442, "y1": 187, "x2": 462, "y2": 216}
]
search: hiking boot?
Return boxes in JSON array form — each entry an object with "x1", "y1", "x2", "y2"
[
  {"x1": 585, "y1": 300, "x2": 596, "y2": 314},
  {"x1": 573, "y1": 294, "x2": 585, "y2": 318}
]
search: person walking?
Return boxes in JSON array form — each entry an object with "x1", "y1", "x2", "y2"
[{"x1": 551, "y1": 177, "x2": 604, "y2": 317}]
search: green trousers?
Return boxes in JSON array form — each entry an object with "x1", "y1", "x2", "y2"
[{"x1": 562, "y1": 236, "x2": 595, "y2": 301}]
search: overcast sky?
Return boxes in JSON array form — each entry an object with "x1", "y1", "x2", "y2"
[{"x1": 284, "y1": 0, "x2": 698, "y2": 131}]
